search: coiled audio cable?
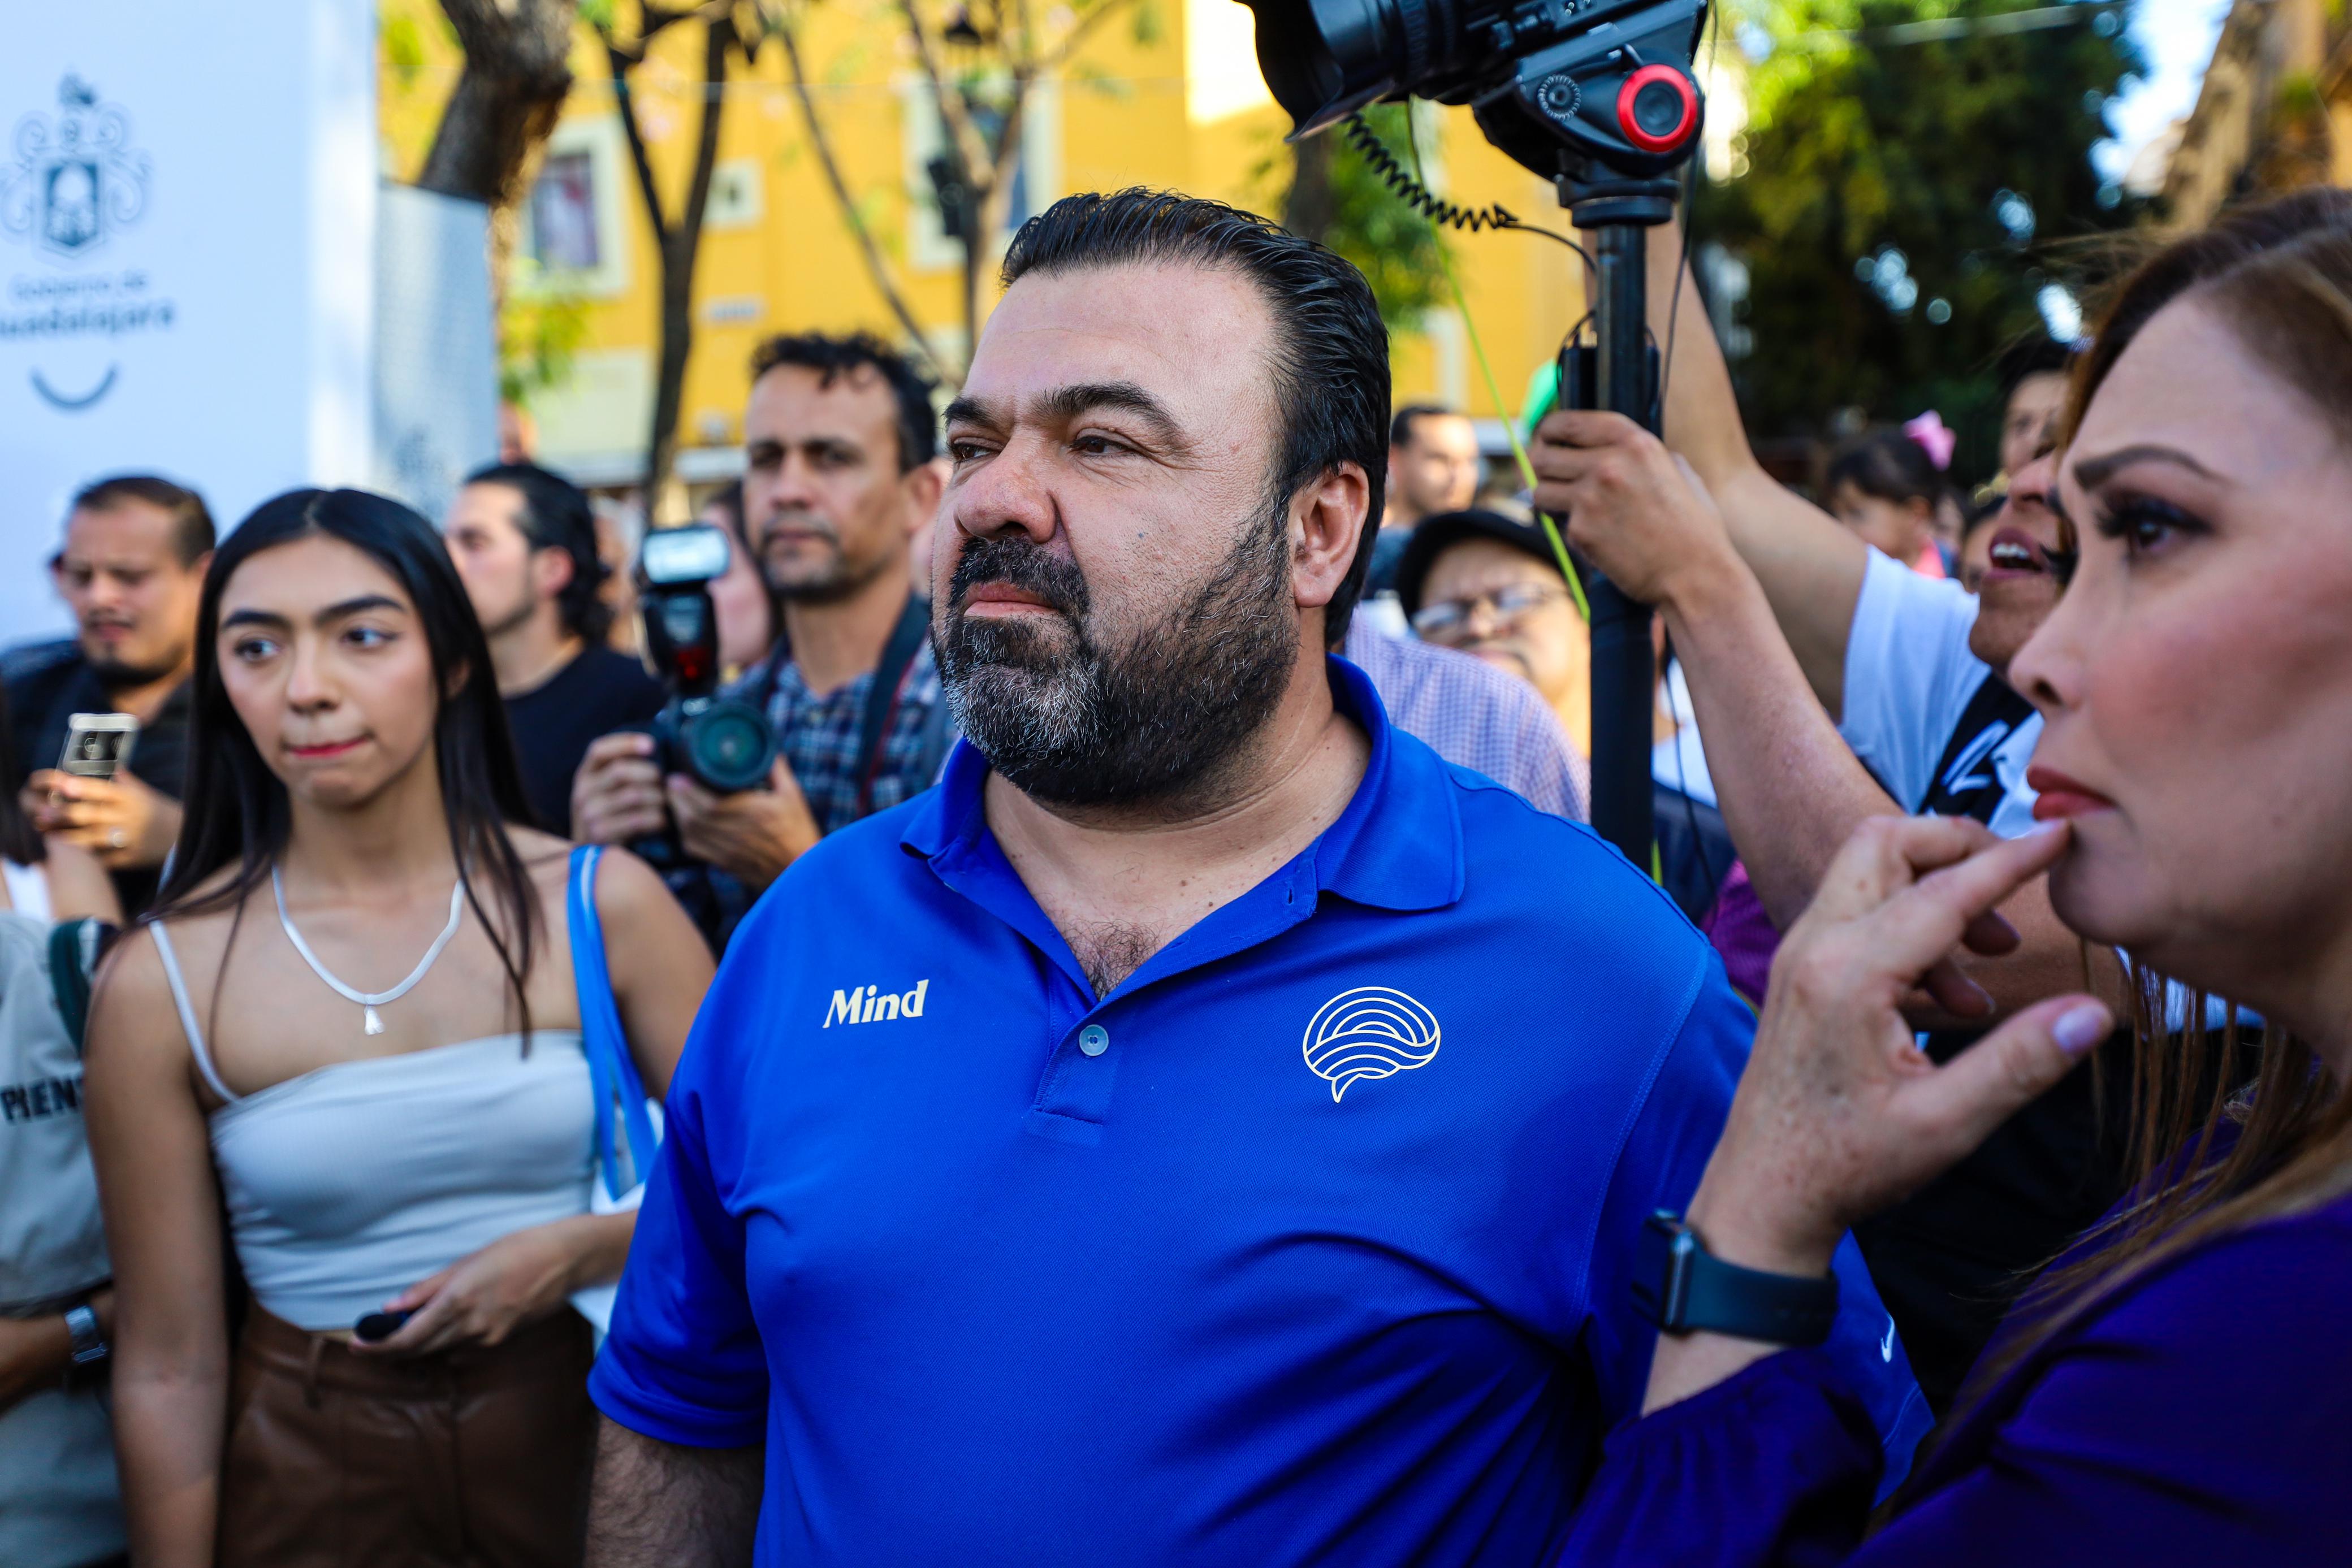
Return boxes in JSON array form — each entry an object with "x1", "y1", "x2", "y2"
[{"x1": 1342, "y1": 112, "x2": 1590, "y2": 260}]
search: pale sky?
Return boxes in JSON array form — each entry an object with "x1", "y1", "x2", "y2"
[{"x1": 2102, "y1": 0, "x2": 2234, "y2": 180}]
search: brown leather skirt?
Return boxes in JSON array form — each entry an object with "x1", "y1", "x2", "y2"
[{"x1": 217, "y1": 1305, "x2": 596, "y2": 1568}]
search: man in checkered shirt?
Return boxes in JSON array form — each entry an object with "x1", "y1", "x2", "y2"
[{"x1": 573, "y1": 333, "x2": 954, "y2": 948}]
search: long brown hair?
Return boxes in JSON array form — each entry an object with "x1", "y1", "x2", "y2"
[{"x1": 1901, "y1": 188, "x2": 2352, "y2": 1498}]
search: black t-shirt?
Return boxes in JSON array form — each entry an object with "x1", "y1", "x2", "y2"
[
  {"x1": 503, "y1": 646, "x2": 667, "y2": 837},
  {"x1": 5, "y1": 642, "x2": 195, "y2": 919}
]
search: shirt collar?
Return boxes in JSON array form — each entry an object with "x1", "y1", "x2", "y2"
[{"x1": 901, "y1": 653, "x2": 1462, "y2": 915}]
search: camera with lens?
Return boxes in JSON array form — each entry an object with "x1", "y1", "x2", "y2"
[
  {"x1": 1241, "y1": 0, "x2": 1708, "y2": 181},
  {"x1": 637, "y1": 523, "x2": 778, "y2": 795}
]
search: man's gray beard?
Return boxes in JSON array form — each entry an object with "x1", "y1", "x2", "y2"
[{"x1": 936, "y1": 502, "x2": 1299, "y2": 811}]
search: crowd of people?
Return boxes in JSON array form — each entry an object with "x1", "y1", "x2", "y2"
[{"x1": 0, "y1": 177, "x2": 2345, "y2": 1567}]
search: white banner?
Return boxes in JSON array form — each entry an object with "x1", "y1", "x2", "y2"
[
  {"x1": 0, "y1": 0, "x2": 376, "y2": 642},
  {"x1": 374, "y1": 182, "x2": 498, "y2": 528}
]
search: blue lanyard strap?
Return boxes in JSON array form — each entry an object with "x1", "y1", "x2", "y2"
[{"x1": 569, "y1": 844, "x2": 661, "y2": 1199}]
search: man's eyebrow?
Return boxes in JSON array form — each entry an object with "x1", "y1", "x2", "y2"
[
  {"x1": 1035, "y1": 382, "x2": 1185, "y2": 445},
  {"x1": 2069, "y1": 444, "x2": 2219, "y2": 491},
  {"x1": 942, "y1": 394, "x2": 1005, "y2": 430}
]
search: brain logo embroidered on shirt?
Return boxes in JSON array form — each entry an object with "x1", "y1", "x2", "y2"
[{"x1": 1302, "y1": 986, "x2": 1442, "y2": 1102}]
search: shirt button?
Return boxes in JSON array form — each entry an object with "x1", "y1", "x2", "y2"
[{"x1": 1078, "y1": 1025, "x2": 1110, "y2": 1057}]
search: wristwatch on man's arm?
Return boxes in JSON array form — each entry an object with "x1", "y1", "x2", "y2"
[{"x1": 1633, "y1": 1211, "x2": 1840, "y2": 1346}]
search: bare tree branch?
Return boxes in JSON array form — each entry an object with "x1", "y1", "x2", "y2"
[
  {"x1": 767, "y1": 11, "x2": 953, "y2": 383},
  {"x1": 602, "y1": 33, "x2": 673, "y2": 250},
  {"x1": 898, "y1": 0, "x2": 993, "y2": 179}
]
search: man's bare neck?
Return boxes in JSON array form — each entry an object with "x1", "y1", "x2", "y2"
[
  {"x1": 985, "y1": 657, "x2": 1369, "y2": 997},
  {"x1": 100, "y1": 656, "x2": 192, "y2": 723},
  {"x1": 783, "y1": 556, "x2": 914, "y2": 698},
  {"x1": 493, "y1": 610, "x2": 585, "y2": 698}
]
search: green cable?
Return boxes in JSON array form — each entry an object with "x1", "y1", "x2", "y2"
[
  {"x1": 1400, "y1": 114, "x2": 1591, "y2": 626},
  {"x1": 1401, "y1": 110, "x2": 1659, "y2": 881}
]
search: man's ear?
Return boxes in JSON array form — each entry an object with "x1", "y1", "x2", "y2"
[
  {"x1": 901, "y1": 458, "x2": 948, "y2": 540},
  {"x1": 532, "y1": 545, "x2": 577, "y2": 603},
  {"x1": 1290, "y1": 460, "x2": 1372, "y2": 612}
]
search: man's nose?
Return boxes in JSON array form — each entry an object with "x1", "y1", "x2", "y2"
[
  {"x1": 763, "y1": 453, "x2": 825, "y2": 514},
  {"x1": 1460, "y1": 599, "x2": 1505, "y2": 639},
  {"x1": 950, "y1": 435, "x2": 1057, "y2": 545}
]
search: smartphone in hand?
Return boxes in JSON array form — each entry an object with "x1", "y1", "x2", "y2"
[{"x1": 59, "y1": 713, "x2": 139, "y2": 781}]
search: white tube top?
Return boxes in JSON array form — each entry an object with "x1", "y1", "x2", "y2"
[{"x1": 150, "y1": 925, "x2": 594, "y2": 1331}]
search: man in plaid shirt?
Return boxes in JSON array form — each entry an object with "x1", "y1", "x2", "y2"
[{"x1": 573, "y1": 332, "x2": 953, "y2": 947}]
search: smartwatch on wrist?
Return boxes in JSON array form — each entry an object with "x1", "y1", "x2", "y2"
[
  {"x1": 64, "y1": 1301, "x2": 109, "y2": 1368},
  {"x1": 1633, "y1": 1210, "x2": 1839, "y2": 1346}
]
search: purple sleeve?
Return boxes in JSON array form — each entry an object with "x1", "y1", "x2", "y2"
[
  {"x1": 1697, "y1": 861, "x2": 1778, "y2": 1005},
  {"x1": 1560, "y1": 1349, "x2": 1879, "y2": 1568},
  {"x1": 1558, "y1": 1201, "x2": 2352, "y2": 1566}
]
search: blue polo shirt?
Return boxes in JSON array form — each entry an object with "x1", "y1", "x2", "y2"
[{"x1": 592, "y1": 657, "x2": 1930, "y2": 1565}]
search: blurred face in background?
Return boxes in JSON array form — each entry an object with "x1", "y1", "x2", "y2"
[
  {"x1": 444, "y1": 482, "x2": 565, "y2": 640},
  {"x1": 53, "y1": 500, "x2": 209, "y2": 688},
  {"x1": 1970, "y1": 450, "x2": 2067, "y2": 674},
  {"x1": 1413, "y1": 538, "x2": 1586, "y2": 717},
  {"x1": 741, "y1": 363, "x2": 922, "y2": 604},
  {"x1": 1958, "y1": 513, "x2": 1999, "y2": 594},
  {"x1": 1827, "y1": 480, "x2": 1935, "y2": 570},
  {"x1": 1389, "y1": 413, "x2": 1481, "y2": 526},
  {"x1": 2001, "y1": 370, "x2": 2070, "y2": 479}
]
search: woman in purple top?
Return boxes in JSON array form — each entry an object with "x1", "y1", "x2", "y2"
[{"x1": 1553, "y1": 190, "x2": 2352, "y2": 1565}]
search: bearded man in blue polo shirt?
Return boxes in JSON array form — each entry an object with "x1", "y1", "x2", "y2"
[{"x1": 584, "y1": 189, "x2": 1929, "y2": 1566}]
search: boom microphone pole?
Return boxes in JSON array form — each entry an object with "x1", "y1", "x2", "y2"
[{"x1": 1241, "y1": 0, "x2": 1709, "y2": 868}]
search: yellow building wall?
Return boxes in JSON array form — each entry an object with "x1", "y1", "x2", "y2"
[{"x1": 378, "y1": 0, "x2": 1580, "y2": 479}]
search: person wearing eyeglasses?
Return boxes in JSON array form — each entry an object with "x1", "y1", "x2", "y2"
[
  {"x1": 1394, "y1": 508, "x2": 1745, "y2": 945},
  {"x1": 1396, "y1": 510, "x2": 1593, "y2": 753}
]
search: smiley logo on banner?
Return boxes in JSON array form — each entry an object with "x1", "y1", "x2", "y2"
[{"x1": 1302, "y1": 986, "x2": 1442, "y2": 1103}]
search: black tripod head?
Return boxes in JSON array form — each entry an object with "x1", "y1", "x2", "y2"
[{"x1": 1242, "y1": 0, "x2": 1709, "y2": 183}]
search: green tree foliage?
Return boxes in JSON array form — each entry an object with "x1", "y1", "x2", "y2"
[
  {"x1": 1699, "y1": 0, "x2": 2143, "y2": 475},
  {"x1": 1261, "y1": 106, "x2": 1451, "y2": 332}
]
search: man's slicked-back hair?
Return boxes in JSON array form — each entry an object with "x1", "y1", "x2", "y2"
[
  {"x1": 462, "y1": 460, "x2": 613, "y2": 644},
  {"x1": 1000, "y1": 188, "x2": 1390, "y2": 642},
  {"x1": 68, "y1": 474, "x2": 215, "y2": 568},
  {"x1": 749, "y1": 331, "x2": 940, "y2": 473}
]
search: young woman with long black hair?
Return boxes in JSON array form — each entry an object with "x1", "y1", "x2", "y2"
[{"x1": 84, "y1": 489, "x2": 712, "y2": 1567}]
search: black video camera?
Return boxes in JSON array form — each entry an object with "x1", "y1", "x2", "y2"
[
  {"x1": 1240, "y1": 0, "x2": 1707, "y2": 181},
  {"x1": 637, "y1": 523, "x2": 777, "y2": 795}
]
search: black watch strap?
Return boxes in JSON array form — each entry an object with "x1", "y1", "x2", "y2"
[{"x1": 1632, "y1": 1210, "x2": 1839, "y2": 1346}]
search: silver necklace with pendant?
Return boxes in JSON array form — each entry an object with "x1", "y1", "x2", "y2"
[{"x1": 273, "y1": 865, "x2": 466, "y2": 1036}]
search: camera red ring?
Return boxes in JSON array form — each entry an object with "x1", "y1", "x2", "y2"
[{"x1": 1616, "y1": 66, "x2": 1698, "y2": 154}]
